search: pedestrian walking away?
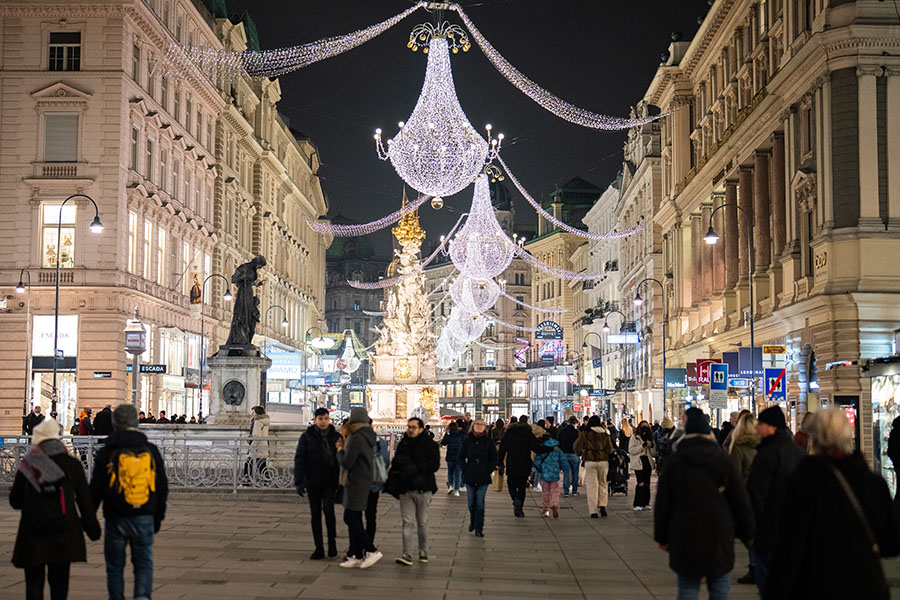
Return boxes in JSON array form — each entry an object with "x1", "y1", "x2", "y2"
[
  {"x1": 556, "y1": 416, "x2": 581, "y2": 497},
  {"x1": 90, "y1": 404, "x2": 168, "y2": 600},
  {"x1": 22, "y1": 405, "x2": 45, "y2": 435},
  {"x1": 573, "y1": 415, "x2": 614, "y2": 518},
  {"x1": 727, "y1": 411, "x2": 759, "y2": 585},
  {"x1": 336, "y1": 407, "x2": 383, "y2": 569},
  {"x1": 384, "y1": 417, "x2": 440, "y2": 566},
  {"x1": 654, "y1": 417, "x2": 676, "y2": 474},
  {"x1": 498, "y1": 415, "x2": 548, "y2": 517},
  {"x1": 629, "y1": 420, "x2": 655, "y2": 510},
  {"x1": 244, "y1": 405, "x2": 270, "y2": 481},
  {"x1": 294, "y1": 407, "x2": 341, "y2": 559},
  {"x1": 767, "y1": 409, "x2": 900, "y2": 600},
  {"x1": 744, "y1": 406, "x2": 805, "y2": 598},
  {"x1": 92, "y1": 404, "x2": 114, "y2": 437},
  {"x1": 440, "y1": 422, "x2": 463, "y2": 495},
  {"x1": 654, "y1": 409, "x2": 755, "y2": 600},
  {"x1": 10, "y1": 418, "x2": 102, "y2": 600},
  {"x1": 533, "y1": 436, "x2": 565, "y2": 518},
  {"x1": 459, "y1": 417, "x2": 498, "y2": 536}
]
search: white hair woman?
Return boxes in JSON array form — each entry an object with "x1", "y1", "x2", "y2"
[{"x1": 766, "y1": 408, "x2": 900, "y2": 600}]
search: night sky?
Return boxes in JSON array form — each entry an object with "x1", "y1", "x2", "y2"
[{"x1": 224, "y1": 0, "x2": 712, "y2": 254}]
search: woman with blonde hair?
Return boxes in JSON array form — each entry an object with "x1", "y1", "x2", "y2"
[{"x1": 729, "y1": 412, "x2": 759, "y2": 481}]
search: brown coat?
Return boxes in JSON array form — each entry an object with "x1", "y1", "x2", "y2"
[{"x1": 573, "y1": 427, "x2": 614, "y2": 462}]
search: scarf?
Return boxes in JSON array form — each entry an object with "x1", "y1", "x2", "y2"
[
  {"x1": 18, "y1": 439, "x2": 67, "y2": 492},
  {"x1": 473, "y1": 428, "x2": 486, "y2": 438},
  {"x1": 318, "y1": 426, "x2": 336, "y2": 468}
]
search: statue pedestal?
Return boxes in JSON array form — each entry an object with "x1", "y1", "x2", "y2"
[
  {"x1": 368, "y1": 355, "x2": 439, "y2": 427},
  {"x1": 207, "y1": 352, "x2": 271, "y2": 425}
]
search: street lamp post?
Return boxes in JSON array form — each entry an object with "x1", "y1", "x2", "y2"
[
  {"x1": 581, "y1": 330, "x2": 603, "y2": 417},
  {"x1": 704, "y1": 203, "x2": 757, "y2": 414},
  {"x1": 198, "y1": 273, "x2": 233, "y2": 422},
  {"x1": 16, "y1": 268, "x2": 32, "y2": 432},
  {"x1": 304, "y1": 326, "x2": 335, "y2": 418},
  {"x1": 603, "y1": 310, "x2": 629, "y2": 419},
  {"x1": 634, "y1": 277, "x2": 669, "y2": 418},
  {"x1": 52, "y1": 195, "x2": 103, "y2": 420}
]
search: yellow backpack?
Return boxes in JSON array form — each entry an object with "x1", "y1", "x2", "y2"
[{"x1": 108, "y1": 448, "x2": 156, "y2": 508}]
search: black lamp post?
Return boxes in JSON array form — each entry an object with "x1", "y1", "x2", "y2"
[
  {"x1": 16, "y1": 268, "x2": 32, "y2": 431},
  {"x1": 198, "y1": 273, "x2": 232, "y2": 422},
  {"x1": 634, "y1": 277, "x2": 669, "y2": 418},
  {"x1": 603, "y1": 310, "x2": 630, "y2": 417}
]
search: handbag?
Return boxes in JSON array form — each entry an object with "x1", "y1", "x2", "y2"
[
  {"x1": 824, "y1": 461, "x2": 881, "y2": 556},
  {"x1": 493, "y1": 468, "x2": 503, "y2": 492}
]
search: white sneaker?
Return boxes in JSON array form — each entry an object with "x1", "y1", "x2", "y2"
[
  {"x1": 447, "y1": 486, "x2": 453, "y2": 494},
  {"x1": 454, "y1": 490, "x2": 460, "y2": 496},
  {"x1": 339, "y1": 556, "x2": 363, "y2": 568},
  {"x1": 542, "y1": 510, "x2": 550, "y2": 518},
  {"x1": 360, "y1": 550, "x2": 383, "y2": 569},
  {"x1": 533, "y1": 484, "x2": 542, "y2": 492},
  {"x1": 633, "y1": 506, "x2": 643, "y2": 512}
]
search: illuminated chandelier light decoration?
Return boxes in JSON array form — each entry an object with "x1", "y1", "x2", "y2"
[
  {"x1": 451, "y1": 4, "x2": 668, "y2": 130},
  {"x1": 375, "y1": 32, "x2": 502, "y2": 201},
  {"x1": 446, "y1": 306, "x2": 489, "y2": 343},
  {"x1": 498, "y1": 156, "x2": 644, "y2": 241},
  {"x1": 449, "y1": 174, "x2": 515, "y2": 280},
  {"x1": 449, "y1": 274, "x2": 502, "y2": 314},
  {"x1": 160, "y1": 3, "x2": 426, "y2": 81},
  {"x1": 307, "y1": 193, "x2": 430, "y2": 237},
  {"x1": 338, "y1": 336, "x2": 362, "y2": 374},
  {"x1": 498, "y1": 289, "x2": 568, "y2": 313}
]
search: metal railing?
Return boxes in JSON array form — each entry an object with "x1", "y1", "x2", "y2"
[{"x1": 1, "y1": 432, "x2": 403, "y2": 492}]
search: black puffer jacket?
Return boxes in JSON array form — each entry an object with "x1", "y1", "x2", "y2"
[
  {"x1": 460, "y1": 431, "x2": 498, "y2": 486},
  {"x1": 498, "y1": 422, "x2": 547, "y2": 478},
  {"x1": 654, "y1": 434, "x2": 755, "y2": 578},
  {"x1": 745, "y1": 429, "x2": 805, "y2": 552},
  {"x1": 556, "y1": 424, "x2": 579, "y2": 454},
  {"x1": 766, "y1": 454, "x2": 900, "y2": 600},
  {"x1": 385, "y1": 433, "x2": 440, "y2": 497},
  {"x1": 293, "y1": 424, "x2": 341, "y2": 491}
]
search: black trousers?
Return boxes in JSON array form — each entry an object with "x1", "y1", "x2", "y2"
[
  {"x1": 365, "y1": 491, "x2": 380, "y2": 544},
  {"x1": 307, "y1": 483, "x2": 337, "y2": 551},
  {"x1": 344, "y1": 509, "x2": 375, "y2": 560},
  {"x1": 507, "y1": 475, "x2": 527, "y2": 506},
  {"x1": 634, "y1": 457, "x2": 652, "y2": 508},
  {"x1": 24, "y1": 562, "x2": 70, "y2": 600}
]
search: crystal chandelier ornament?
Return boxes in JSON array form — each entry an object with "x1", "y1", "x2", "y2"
[
  {"x1": 449, "y1": 274, "x2": 501, "y2": 314},
  {"x1": 375, "y1": 33, "x2": 502, "y2": 201},
  {"x1": 449, "y1": 174, "x2": 515, "y2": 280}
]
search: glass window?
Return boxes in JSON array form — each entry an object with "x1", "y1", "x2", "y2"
[
  {"x1": 182, "y1": 242, "x2": 190, "y2": 296},
  {"x1": 145, "y1": 137, "x2": 154, "y2": 178},
  {"x1": 132, "y1": 44, "x2": 141, "y2": 83},
  {"x1": 184, "y1": 168, "x2": 191, "y2": 208},
  {"x1": 143, "y1": 220, "x2": 152, "y2": 279},
  {"x1": 130, "y1": 127, "x2": 139, "y2": 171},
  {"x1": 128, "y1": 211, "x2": 137, "y2": 274},
  {"x1": 513, "y1": 380, "x2": 528, "y2": 397},
  {"x1": 159, "y1": 150, "x2": 167, "y2": 190},
  {"x1": 43, "y1": 113, "x2": 78, "y2": 162},
  {"x1": 172, "y1": 160, "x2": 179, "y2": 198},
  {"x1": 483, "y1": 379, "x2": 498, "y2": 396},
  {"x1": 515, "y1": 295, "x2": 524, "y2": 310},
  {"x1": 161, "y1": 76, "x2": 168, "y2": 111},
  {"x1": 353, "y1": 300, "x2": 361, "y2": 311},
  {"x1": 48, "y1": 32, "x2": 81, "y2": 71},
  {"x1": 455, "y1": 382, "x2": 464, "y2": 397},
  {"x1": 157, "y1": 226, "x2": 166, "y2": 285},
  {"x1": 196, "y1": 111, "x2": 202, "y2": 141},
  {"x1": 41, "y1": 204, "x2": 76, "y2": 268},
  {"x1": 174, "y1": 90, "x2": 180, "y2": 122},
  {"x1": 446, "y1": 383, "x2": 454, "y2": 398},
  {"x1": 465, "y1": 381, "x2": 474, "y2": 397},
  {"x1": 485, "y1": 350, "x2": 496, "y2": 367},
  {"x1": 185, "y1": 99, "x2": 192, "y2": 131}
]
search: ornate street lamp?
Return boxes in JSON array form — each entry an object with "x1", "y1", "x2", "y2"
[
  {"x1": 634, "y1": 277, "x2": 669, "y2": 418},
  {"x1": 198, "y1": 273, "x2": 232, "y2": 422}
]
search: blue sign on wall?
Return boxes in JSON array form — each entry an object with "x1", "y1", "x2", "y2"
[{"x1": 765, "y1": 367, "x2": 787, "y2": 401}]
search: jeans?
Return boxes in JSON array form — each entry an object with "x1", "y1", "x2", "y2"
[
  {"x1": 306, "y1": 483, "x2": 337, "y2": 551},
  {"x1": 750, "y1": 549, "x2": 773, "y2": 599},
  {"x1": 584, "y1": 460, "x2": 610, "y2": 513},
  {"x1": 104, "y1": 514, "x2": 155, "y2": 600},
  {"x1": 676, "y1": 573, "x2": 731, "y2": 600},
  {"x1": 541, "y1": 480, "x2": 560, "y2": 511},
  {"x1": 24, "y1": 562, "x2": 70, "y2": 600},
  {"x1": 365, "y1": 491, "x2": 380, "y2": 543},
  {"x1": 343, "y1": 509, "x2": 375, "y2": 560},
  {"x1": 466, "y1": 484, "x2": 488, "y2": 532},
  {"x1": 507, "y1": 475, "x2": 527, "y2": 507},
  {"x1": 398, "y1": 490, "x2": 431, "y2": 554},
  {"x1": 634, "y1": 457, "x2": 652, "y2": 508},
  {"x1": 446, "y1": 461, "x2": 462, "y2": 490},
  {"x1": 561, "y1": 453, "x2": 580, "y2": 494}
]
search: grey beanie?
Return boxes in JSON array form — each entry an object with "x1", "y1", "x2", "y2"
[
  {"x1": 349, "y1": 406, "x2": 369, "y2": 424},
  {"x1": 113, "y1": 404, "x2": 140, "y2": 430}
]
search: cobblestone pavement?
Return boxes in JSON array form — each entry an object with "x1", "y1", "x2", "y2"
[{"x1": 3, "y1": 473, "x2": 900, "y2": 599}]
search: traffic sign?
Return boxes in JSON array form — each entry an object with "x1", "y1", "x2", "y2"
[
  {"x1": 763, "y1": 345, "x2": 786, "y2": 354},
  {"x1": 709, "y1": 363, "x2": 728, "y2": 409},
  {"x1": 765, "y1": 367, "x2": 786, "y2": 401}
]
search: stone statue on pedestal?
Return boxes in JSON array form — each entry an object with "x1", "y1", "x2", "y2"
[{"x1": 225, "y1": 255, "x2": 267, "y2": 349}]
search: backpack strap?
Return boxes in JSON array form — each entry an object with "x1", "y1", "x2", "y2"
[{"x1": 823, "y1": 460, "x2": 880, "y2": 556}]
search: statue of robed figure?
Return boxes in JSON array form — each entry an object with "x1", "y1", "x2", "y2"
[{"x1": 225, "y1": 255, "x2": 267, "y2": 348}]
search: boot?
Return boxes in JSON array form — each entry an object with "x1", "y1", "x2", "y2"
[
  {"x1": 513, "y1": 498, "x2": 525, "y2": 517},
  {"x1": 328, "y1": 539, "x2": 338, "y2": 558},
  {"x1": 737, "y1": 565, "x2": 756, "y2": 585}
]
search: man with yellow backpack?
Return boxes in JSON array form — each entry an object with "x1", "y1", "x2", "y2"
[{"x1": 91, "y1": 404, "x2": 168, "y2": 600}]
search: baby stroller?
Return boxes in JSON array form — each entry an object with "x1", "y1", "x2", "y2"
[{"x1": 608, "y1": 448, "x2": 630, "y2": 496}]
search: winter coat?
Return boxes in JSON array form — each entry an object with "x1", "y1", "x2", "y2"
[
  {"x1": 384, "y1": 433, "x2": 440, "y2": 497},
  {"x1": 22, "y1": 411, "x2": 45, "y2": 435},
  {"x1": 338, "y1": 424, "x2": 377, "y2": 511},
  {"x1": 629, "y1": 433, "x2": 655, "y2": 471},
  {"x1": 533, "y1": 439, "x2": 565, "y2": 482},
  {"x1": 573, "y1": 427, "x2": 614, "y2": 462},
  {"x1": 371, "y1": 437, "x2": 390, "y2": 493},
  {"x1": 745, "y1": 428, "x2": 806, "y2": 553},
  {"x1": 728, "y1": 431, "x2": 759, "y2": 482},
  {"x1": 887, "y1": 418, "x2": 900, "y2": 468},
  {"x1": 92, "y1": 407, "x2": 113, "y2": 436},
  {"x1": 556, "y1": 424, "x2": 580, "y2": 454},
  {"x1": 653, "y1": 434, "x2": 755, "y2": 579},
  {"x1": 78, "y1": 414, "x2": 94, "y2": 436},
  {"x1": 490, "y1": 426, "x2": 505, "y2": 448},
  {"x1": 498, "y1": 422, "x2": 547, "y2": 478},
  {"x1": 90, "y1": 430, "x2": 168, "y2": 529},
  {"x1": 767, "y1": 454, "x2": 900, "y2": 600},
  {"x1": 248, "y1": 414, "x2": 270, "y2": 460},
  {"x1": 293, "y1": 424, "x2": 341, "y2": 491},
  {"x1": 440, "y1": 429, "x2": 463, "y2": 464},
  {"x1": 10, "y1": 440, "x2": 101, "y2": 568},
  {"x1": 607, "y1": 425, "x2": 618, "y2": 447},
  {"x1": 717, "y1": 422, "x2": 734, "y2": 447},
  {"x1": 459, "y1": 431, "x2": 498, "y2": 487}
]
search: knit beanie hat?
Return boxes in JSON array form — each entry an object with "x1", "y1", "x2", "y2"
[
  {"x1": 685, "y1": 410, "x2": 711, "y2": 435},
  {"x1": 32, "y1": 418, "x2": 61, "y2": 446},
  {"x1": 349, "y1": 406, "x2": 369, "y2": 424},
  {"x1": 758, "y1": 406, "x2": 787, "y2": 429},
  {"x1": 113, "y1": 404, "x2": 140, "y2": 431}
]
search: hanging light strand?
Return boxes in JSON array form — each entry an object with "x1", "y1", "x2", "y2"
[
  {"x1": 474, "y1": 340, "x2": 521, "y2": 350},
  {"x1": 307, "y1": 193, "x2": 431, "y2": 237},
  {"x1": 498, "y1": 289, "x2": 568, "y2": 313},
  {"x1": 515, "y1": 246, "x2": 608, "y2": 281},
  {"x1": 491, "y1": 316, "x2": 546, "y2": 332},
  {"x1": 498, "y1": 156, "x2": 643, "y2": 241},
  {"x1": 451, "y1": 4, "x2": 668, "y2": 130},
  {"x1": 362, "y1": 310, "x2": 386, "y2": 317}
]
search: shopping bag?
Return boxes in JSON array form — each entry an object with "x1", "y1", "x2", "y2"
[{"x1": 493, "y1": 468, "x2": 504, "y2": 492}]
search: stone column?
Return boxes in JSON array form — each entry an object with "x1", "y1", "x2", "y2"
[
  {"x1": 858, "y1": 67, "x2": 881, "y2": 225},
  {"x1": 725, "y1": 180, "x2": 739, "y2": 289},
  {"x1": 888, "y1": 68, "x2": 900, "y2": 229},
  {"x1": 690, "y1": 213, "x2": 702, "y2": 306},
  {"x1": 738, "y1": 166, "x2": 754, "y2": 280},
  {"x1": 701, "y1": 203, "x2": 714, "y2": 299},
  {"x1": 753, "y1": 151, "x2": 771, "y2": 271},
  {"x1": 771, "y1": 133, "x2": 787, "y2": 256},
  {"x1": 712, "y1": 192, "x2": 726, "y2": 293}
]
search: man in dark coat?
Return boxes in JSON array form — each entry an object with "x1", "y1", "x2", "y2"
[
  {"x1": 294, "y1": 407, "x2": 341, "y2": 559},
  {"x1": 22, "y1": 405, "x2": 45, "y2": 435},
  {"x1": 745, "y1": 406, "x2": 805, "y2": 597},
  {"x1": 90, "y1": 404, "x2": 168, "y2": 600},
  {"x1": 385, "y1": 417, "x2": 440, "y2": 565},
  {"x1": 498, "y1": 415, "x2": 548, "y2": 517},
  {"x1": 92, "y1": 404, "x2": 114, "y2": 436},
  {"x1": 654, "y1": 410, "x2": 754, "y2": 599},
  {"x1": 556, "y1": 416, "x2": 581, "y2": 496}
]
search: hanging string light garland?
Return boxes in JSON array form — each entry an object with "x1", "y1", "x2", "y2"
[
  {"x1": 307, "y1": 193, "x2": 431, "y2": 237},
  {"x1": 362, "y1": 310, "x2": 386, "y2": 317},
  {"x1": 514, "y1": 246, "x2": 608, "y2": 281},
  {"x1": 498, "y1": 289, "x2": 568, "y2": 313},
  {"x1": 450, "y1": 4, "x2": 668, "y2": 130},
  {"x1": 498, "y1": 156, "x2": 643, "y2": 241},
  {"x1": 491, "y1": 316, "x2": 546, "y2": 333}
]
